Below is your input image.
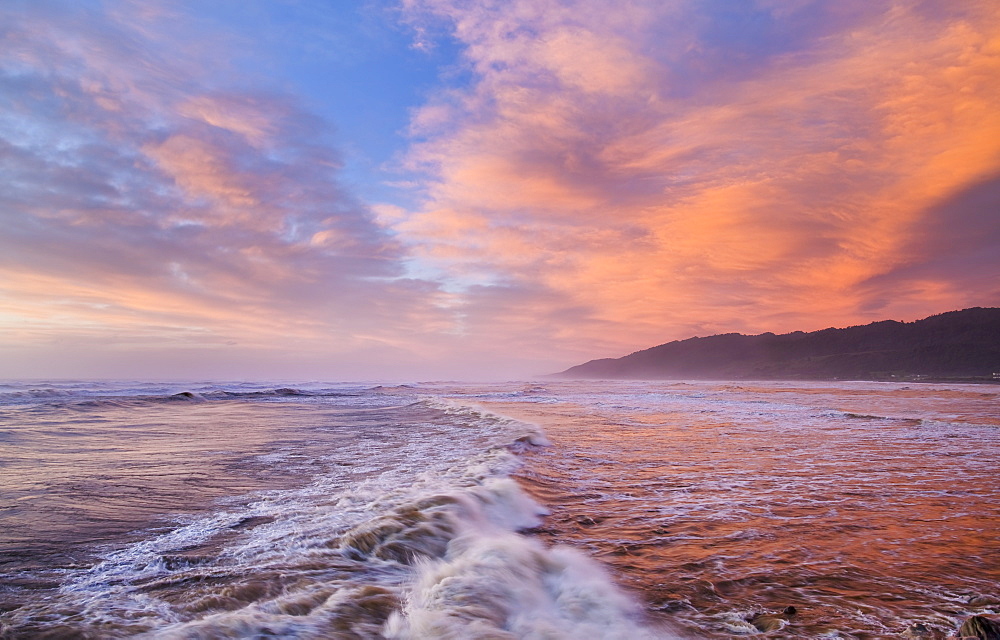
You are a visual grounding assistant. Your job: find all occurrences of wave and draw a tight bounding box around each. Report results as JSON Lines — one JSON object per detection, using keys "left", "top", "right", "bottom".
{"left": 384, "top": 482, "right": 672, "bottom": 639}
{"left": 0, "top": 387, "right": 74, "bottom": 399}
{"left": 0, "top": 387, "right": 383, "bottom": 412}
{"left": 416, "top": 397, "right": 552, "bottom": 448}
{"left": 835, "top": 410, "right": 921, "bottom": 422}
{"left": 2, "top": 397, "right": 675, "bottom": 638}
{"left": 134, "top": 477, "right": 673, "bottom": 639}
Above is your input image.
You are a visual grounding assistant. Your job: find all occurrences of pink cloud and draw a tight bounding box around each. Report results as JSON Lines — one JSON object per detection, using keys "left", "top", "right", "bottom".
{"left": 177, "top": 95, "right": 283, "bottom": 146}
{"left": 144, "top": 134, "right": 261, "bottom": 211}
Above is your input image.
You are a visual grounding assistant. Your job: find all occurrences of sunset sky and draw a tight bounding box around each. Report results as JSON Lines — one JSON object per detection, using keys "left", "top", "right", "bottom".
{"left": 2, "top": 0, "right": 999, "bottom": 380}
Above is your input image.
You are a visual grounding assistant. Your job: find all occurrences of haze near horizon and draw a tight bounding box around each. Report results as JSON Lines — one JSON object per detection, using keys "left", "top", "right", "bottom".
{"left": 2, "top": 0, "right": 999, "bottom": 380}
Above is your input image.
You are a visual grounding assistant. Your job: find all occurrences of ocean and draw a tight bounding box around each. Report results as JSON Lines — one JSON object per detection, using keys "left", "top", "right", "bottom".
{"left": 0, "top": 380, "right": 997, "bottom": 638}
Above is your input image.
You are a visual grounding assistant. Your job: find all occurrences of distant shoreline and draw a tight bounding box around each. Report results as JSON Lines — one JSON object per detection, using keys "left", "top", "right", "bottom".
{"left": 547, "top": 375, "right": 1000, "bottom": 385}
{"left": 873, "top": 376, "right": 1000, "bottom": 385}
{"left": 554, "top": 308, "right": 1000, "bottom": 382}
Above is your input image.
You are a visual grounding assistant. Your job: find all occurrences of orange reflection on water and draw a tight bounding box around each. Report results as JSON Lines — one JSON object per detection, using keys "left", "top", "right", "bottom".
{"left": 484, "top": 382, "right": 1000, "bottom": 638}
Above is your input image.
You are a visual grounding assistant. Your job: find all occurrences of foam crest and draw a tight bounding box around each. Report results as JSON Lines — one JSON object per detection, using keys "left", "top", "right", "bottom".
{"left": 418, "top": 398, "right": 551, "bottom": 448}
{"left": 150, "top": 585, "right": 400, "bottom": 639}
{"left": 3, "top": 388, "right": 676, "bottom": 638}
{"left": 383, "top": 479, "right": 675, "bottom": 639}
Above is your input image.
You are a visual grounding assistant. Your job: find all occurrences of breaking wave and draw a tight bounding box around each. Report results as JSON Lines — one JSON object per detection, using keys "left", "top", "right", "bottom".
{"left": 0, "top": 396, "right": 673, "bottom": 639}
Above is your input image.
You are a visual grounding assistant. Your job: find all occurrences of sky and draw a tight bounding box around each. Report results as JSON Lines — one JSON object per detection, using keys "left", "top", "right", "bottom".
{"left": 1, "top": 0, "right": 999, "bottom": 381}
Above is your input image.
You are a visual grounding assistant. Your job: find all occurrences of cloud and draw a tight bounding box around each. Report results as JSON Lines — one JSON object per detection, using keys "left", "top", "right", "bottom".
{"left": 398, "top": 0, "right": 1000, "bottom": 359}
{"left": 856, "top": 174, "right": 1000, "bottom": 316}
{"left": 177, "top": 94, "right": 284, "bottom": 146}
{"left": 0, "top": 0, "right": 453, "bottom": 378}
{"left": 3, "top": 0, "right": 999, "bottom": 379}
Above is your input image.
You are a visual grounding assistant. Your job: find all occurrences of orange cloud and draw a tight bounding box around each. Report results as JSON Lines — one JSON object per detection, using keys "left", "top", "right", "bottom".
{"left": 399, "top": 0, "right": 1000, "bottom": 359}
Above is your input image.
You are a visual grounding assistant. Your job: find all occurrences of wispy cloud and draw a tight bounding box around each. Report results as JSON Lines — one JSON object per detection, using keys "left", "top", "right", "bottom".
{"left": 0, "top": 0, "right": 455, "bottom": 377}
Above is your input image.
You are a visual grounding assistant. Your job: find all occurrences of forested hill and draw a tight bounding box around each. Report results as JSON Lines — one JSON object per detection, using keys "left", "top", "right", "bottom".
{"left": 554, "top": 308, "right": 1000, "bottom": 381}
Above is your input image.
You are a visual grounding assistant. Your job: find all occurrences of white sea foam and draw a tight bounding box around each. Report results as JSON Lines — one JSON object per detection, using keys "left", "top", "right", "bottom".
{"left": 383, "top": 478, "right": 674, "bottom": 640}
{"left": 4, "top": 393, "right": 672, "bottom": 638}
{"left": 6, "top": 380, "right": 996, "bottom": 638}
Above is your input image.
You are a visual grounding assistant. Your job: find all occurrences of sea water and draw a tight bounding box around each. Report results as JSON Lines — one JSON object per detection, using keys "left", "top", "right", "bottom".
{"left": 0, "top": 380, "right": 997, "bottom": 638}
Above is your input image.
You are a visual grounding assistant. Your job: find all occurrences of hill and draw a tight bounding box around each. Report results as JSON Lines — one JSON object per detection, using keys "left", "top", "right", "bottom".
{"left": 553, "top": 308, "right": 1000, "bottom": 381}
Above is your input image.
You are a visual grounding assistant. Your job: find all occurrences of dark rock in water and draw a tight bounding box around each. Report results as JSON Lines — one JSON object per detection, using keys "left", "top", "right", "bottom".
{"left": 519, "top": 525, "right": 559, "bottom": 536}
{"left": 170, "top": 391, "right": 204, "bottom": 401}
{"left": 230, "top": 515, "right": 276, "bottom": 530}
{"left": 749, "top": 607, "right": 799, "bottom": 633}
{"left": 969, "top": 595, "right": 1000, "bottom": 607}
{"left": 959, "top": 615, "right": 1000, "bottom": 640}
{"left": 750, "top": 614, "right": 785, "bottom": 632}
{"left": 903, "top": 622, "right": 932, "bottom": 638}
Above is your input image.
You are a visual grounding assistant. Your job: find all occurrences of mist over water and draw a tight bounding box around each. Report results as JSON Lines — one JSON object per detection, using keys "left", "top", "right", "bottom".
{"left": 0, "top": 380, "right": 997, "bottom": 638}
